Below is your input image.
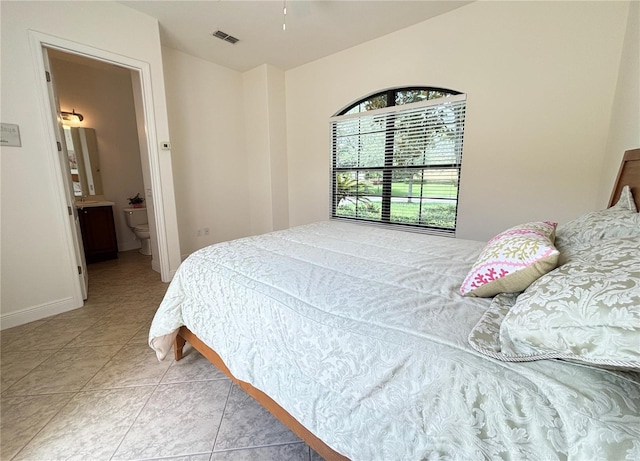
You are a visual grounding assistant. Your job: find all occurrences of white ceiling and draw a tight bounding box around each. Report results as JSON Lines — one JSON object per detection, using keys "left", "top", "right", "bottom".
{"left": 121, "top": 1, "right": 471, "bottom": 72}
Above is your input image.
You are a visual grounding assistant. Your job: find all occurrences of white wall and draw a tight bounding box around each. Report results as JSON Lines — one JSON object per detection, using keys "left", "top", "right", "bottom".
{"left": 601, "top": 0, "right": 640, "bottom": 207}
{"left": 285, "top": 1, "right": 629, "bottom": 241}
{"left": 265, "top": 65, "right": 289, "bottom": 232}
{"left": 243, "top": 64, "right": 289, "bottom": 236}
{"left": 162, "top": 47, "right": 252, "bottom": 258}
{"left": 244, "top": 66, "right": 274, "bottom": 235}
{"left": 162, "top": 50, "right": 289, "bottom": 258}
{"left": 0, "top": 1, "right": 180, "bottom": 327}
{"left": 49, "top": 53, "right": 146, "bottom": 252}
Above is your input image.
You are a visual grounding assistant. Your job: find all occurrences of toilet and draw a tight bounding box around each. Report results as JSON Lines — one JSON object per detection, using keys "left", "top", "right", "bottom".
{"left": 123, "top": 207, "right": 151, "bottom": 255}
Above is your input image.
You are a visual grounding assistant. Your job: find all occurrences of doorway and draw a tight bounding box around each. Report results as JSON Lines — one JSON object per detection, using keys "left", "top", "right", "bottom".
{"left": 29, "top": 30, "right": 176, "bottom": 311}
{"left": 47, "top": 49, "right": 156, "bottom": 280}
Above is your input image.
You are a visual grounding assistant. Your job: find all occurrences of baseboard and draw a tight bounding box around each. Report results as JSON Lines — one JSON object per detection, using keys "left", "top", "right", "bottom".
{"left": 118, "top": 241, "right": 141, "bottom": 252}
{"left": 0, "top": 297, "right": 82, "bottom": 330}
{"left": 151, "top": 258, "right": 161, "bottom": 274}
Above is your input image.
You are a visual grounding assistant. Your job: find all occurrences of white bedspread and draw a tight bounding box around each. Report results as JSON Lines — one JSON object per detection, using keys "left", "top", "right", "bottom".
{"left": 149, "top": 221, "right": 640, "bottom": 460}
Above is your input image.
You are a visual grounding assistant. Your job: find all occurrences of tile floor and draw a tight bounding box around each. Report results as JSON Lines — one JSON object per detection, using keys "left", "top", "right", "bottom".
{"left": 1, "top": 251, "right": 321, "bottom": 461}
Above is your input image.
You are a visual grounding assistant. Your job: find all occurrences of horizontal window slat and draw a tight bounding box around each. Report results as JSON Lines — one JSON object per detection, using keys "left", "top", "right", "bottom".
{"left": 331, "top": 88, "right": 465, "bottom": 233}
{"left": 334, "top": 164, "right": 461, "bottom": 172}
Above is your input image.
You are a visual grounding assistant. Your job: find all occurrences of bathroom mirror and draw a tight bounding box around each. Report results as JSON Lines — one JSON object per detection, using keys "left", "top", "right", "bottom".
{"left": 63, "top": 126, "right": 103, "bottom": 197}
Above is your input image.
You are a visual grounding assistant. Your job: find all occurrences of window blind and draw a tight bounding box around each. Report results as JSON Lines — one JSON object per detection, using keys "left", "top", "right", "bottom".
{"left": 330, "top": 94, "right": 466, "bottom": 235}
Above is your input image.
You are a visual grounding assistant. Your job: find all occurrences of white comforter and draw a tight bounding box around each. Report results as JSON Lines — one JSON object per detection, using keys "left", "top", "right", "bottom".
{"left": 149, "top": 221, "right": 640, "bottom": 460}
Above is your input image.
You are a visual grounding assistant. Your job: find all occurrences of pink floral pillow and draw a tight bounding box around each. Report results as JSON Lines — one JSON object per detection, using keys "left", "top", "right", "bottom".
{"left": 460, "top": 221, "right": 559, "bottom": 297}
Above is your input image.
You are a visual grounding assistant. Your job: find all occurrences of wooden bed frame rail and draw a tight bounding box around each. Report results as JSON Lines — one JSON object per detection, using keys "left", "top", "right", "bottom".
{"left": 174, "top": 326, "right": 350, "bottom": 461}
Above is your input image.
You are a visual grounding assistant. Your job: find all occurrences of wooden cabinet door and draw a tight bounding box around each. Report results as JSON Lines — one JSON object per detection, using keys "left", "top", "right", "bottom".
{"left": 79, "top": 206, "right": 118, "bottom": 263}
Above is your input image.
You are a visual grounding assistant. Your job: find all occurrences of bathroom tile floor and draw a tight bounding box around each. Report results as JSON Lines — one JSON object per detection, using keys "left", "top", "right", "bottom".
{"left": 1, "top": 251, "right": 322, "bottom": 461}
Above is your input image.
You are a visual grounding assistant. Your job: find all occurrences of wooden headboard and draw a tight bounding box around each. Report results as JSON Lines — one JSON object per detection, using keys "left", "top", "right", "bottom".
{"left": 609, "top": 148, "right": 640, "bottom": 209}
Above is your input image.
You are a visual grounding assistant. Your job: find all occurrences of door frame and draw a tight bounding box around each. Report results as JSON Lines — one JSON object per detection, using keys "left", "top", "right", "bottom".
{"left": 29, "top": 31, "right": 173, "bottom": 295}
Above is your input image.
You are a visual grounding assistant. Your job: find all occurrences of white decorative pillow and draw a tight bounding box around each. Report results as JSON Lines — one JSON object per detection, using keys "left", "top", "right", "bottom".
{"left": 555, "top": 185, "right": 639, "bottom": 251}
{"left": 460, "top": 221, "right": 559, "bottom": 298}
{"left": 495, "top": 237, "right": 640, "bottom": 371}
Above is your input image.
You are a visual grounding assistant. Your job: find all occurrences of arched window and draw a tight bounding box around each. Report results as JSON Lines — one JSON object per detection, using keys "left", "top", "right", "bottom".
{"left": 330, "top": 87, "right": 466, "bottom": 235}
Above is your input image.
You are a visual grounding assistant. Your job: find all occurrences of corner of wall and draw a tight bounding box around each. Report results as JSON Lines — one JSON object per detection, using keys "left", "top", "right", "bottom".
{"left": 242, "top": 63, "right": 290, "bottom": 234}
{"left": 266, "top": 65, "right": 289, "bottom": 231}
{"left": 601, "top": 1, "right": 640, "bottom": 207}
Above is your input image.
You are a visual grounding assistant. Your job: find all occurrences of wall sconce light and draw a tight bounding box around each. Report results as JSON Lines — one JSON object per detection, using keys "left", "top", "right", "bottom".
{"left": 61, "top": 109, "right": 84, "bottom": 123}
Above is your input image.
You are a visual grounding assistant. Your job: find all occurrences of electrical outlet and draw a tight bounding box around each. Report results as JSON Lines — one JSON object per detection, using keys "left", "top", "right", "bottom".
{"left": 204, "top": 227, "right": 210, "bottom": 236}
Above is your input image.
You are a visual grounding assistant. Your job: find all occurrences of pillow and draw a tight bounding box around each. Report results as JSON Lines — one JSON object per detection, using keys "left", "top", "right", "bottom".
{"left": 460, "top": 221, "right": 559, "bottom": 297}
{"left": 555, "top": 185, "right": 640, "bottom": 251}
{"left": 497, "top": 237, "right": 640, "bottom": 371}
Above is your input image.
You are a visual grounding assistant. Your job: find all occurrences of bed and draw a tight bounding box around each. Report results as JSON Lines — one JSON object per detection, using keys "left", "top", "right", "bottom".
{"left": 150, "top": 148, "right": 640, "bottom": 460}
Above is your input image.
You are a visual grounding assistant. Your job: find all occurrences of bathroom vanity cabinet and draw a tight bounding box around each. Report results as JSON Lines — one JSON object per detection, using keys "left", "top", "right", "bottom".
{"left": 78, "top": 205, "right": 118, "bottom": 263}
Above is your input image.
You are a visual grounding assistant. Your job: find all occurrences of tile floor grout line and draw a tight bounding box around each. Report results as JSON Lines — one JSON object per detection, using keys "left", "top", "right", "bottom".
{"left": 123, "top": 451, "right": 215, "bottom": 461}
{"left": 107, "top": 376, "right": 162, "bottom": 461}
{"left": 1, "top": 326, "right": 75, "bottom": 391}
{"left": 6, "top": 390, "right": 78, "bottom": 461}
{"left": 50, "top": 314, "right": 105, "bottom": 350}
{"left": 211, "top": 377, "right": 235, "bottom": 454}
{"left": 77, "top": 342, "right": 130, "bottom": 394}
{"left": 0, "top": 353, "right": 66, "bottom": 397}
{"left": 0, "top": 349, "right": 58, "bottom": 396}
{"left": 2, "top": 389, "right": 78, "bottom": 398}
{"left": 156, "top": 347, "right": 180, "bottom": 385}
{"left": 211, "top": 440, "right": 309, "bottom": 453}
{"left": 107, "top": 346, "right": 178, "bottom": 461}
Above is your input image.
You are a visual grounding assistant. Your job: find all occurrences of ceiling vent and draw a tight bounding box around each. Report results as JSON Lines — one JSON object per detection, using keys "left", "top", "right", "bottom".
{"left": 212, "top": 30, "right": 239, "bottom": 44}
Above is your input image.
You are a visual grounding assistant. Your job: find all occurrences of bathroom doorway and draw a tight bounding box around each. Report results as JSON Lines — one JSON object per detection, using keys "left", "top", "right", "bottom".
{"left": 44, "top": 46, "right": 161, "bottom": 298}
{"left": 47, "top": 49, "right": 158, "bottom": 274}
{"left": 30, "top": 30, "right": 176, "bottom": 310}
